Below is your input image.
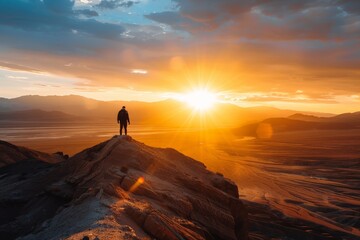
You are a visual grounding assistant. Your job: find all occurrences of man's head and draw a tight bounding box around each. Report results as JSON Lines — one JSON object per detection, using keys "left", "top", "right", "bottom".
{"left": 122, "top": 106, "right": 126, "bottom": 109}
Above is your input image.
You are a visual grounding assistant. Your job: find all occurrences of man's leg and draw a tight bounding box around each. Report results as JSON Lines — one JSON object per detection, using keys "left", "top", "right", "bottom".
{"left": 124, "top": 123, "right": 128, "bottom": 135}
{"left": 120, "top": 122, "right": 124, "bottom": 135}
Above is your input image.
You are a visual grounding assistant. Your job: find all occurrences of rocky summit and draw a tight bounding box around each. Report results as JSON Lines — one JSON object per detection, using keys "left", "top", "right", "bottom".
{"left": 0, "top": 136, "right": 248, "bottom": 240}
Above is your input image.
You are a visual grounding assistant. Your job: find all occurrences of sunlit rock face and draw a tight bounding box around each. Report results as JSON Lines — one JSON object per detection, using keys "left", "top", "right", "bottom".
{"left": 0, "top": 136, "right": 248, "bottom": 240}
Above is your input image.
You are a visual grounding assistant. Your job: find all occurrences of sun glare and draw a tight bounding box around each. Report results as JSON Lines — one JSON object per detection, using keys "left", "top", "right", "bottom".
{"left": 184, "top": 90, "right": 217, "bottom": 111}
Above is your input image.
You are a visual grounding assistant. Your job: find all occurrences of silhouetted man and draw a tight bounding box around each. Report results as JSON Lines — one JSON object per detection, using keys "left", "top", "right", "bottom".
{"left": 117, "top": 106, "right": 130, "bottom": 135}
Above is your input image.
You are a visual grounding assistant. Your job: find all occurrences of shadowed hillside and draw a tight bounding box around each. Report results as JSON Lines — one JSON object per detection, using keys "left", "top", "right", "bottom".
{"left": 289, "top": 112, "right": 360, "bottom": 123}
{"left": 236, "top": 112, "right": 360, "bottom": 137}
{"left": 0, "top": 140, "right": 65, "bottom": 167}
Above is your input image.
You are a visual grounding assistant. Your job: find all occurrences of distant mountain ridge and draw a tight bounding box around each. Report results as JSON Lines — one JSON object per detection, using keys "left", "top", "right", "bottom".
{"left": 0, "top": 109, "right": 83, "bottom": 122}
{"left": 288, "top": 113, "right": 325, "bottom": 122}
{"left": 289, "top": 112, "right": 360, "bottom": 123}
{"left": 236, "top": 112, "right": 360, "bottom": 137}
{"left": 0, "top": 95, "right": 335, "bottom": 128}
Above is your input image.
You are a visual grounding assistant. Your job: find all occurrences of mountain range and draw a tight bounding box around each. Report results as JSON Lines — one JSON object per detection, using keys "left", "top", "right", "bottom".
{"left": 0, "top": 95, "right": 335, "bottom": 128}
{"left": 236, "top": 112, "right": 360, "bottom": 137}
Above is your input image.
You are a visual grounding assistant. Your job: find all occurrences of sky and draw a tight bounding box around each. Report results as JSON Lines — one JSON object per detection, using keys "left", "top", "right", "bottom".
{"left": 0, "top": 0, "right": 359, "bottom": 113}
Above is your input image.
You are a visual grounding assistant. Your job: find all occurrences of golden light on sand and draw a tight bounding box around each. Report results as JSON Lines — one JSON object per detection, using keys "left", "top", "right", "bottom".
{"left": 184, "top": 89, "right": 217, "bottom": 111}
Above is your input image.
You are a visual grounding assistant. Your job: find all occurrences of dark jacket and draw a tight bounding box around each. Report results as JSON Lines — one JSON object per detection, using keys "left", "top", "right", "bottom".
{"left": 117, "top": 109, "right": 130, "bottom": 124}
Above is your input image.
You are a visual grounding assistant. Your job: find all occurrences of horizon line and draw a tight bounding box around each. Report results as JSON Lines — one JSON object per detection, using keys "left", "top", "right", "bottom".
{"left": 0, "top": 93, "right": 350, "bottom": 115}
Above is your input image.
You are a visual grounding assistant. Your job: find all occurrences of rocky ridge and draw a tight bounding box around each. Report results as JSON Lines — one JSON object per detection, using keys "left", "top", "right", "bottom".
{"left": 0, "top": 140, "right": 64, "bottom": 167}
{"left": 0, "top": 136, "right": 248, "bottom": 240}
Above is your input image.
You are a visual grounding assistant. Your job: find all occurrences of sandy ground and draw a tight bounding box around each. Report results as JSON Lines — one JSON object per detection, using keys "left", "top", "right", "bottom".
{"left": 1, "top": 122, "right": 359, "bottom": 239}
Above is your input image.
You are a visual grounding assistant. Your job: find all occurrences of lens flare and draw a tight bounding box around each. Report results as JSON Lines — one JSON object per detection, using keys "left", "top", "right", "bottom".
{"left": 129, "top": 176, "right": 145, "bottom": 192}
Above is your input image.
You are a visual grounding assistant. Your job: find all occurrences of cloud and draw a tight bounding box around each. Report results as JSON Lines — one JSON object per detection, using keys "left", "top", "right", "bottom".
{"left": 131, "top": 69, "right": 148, "bottom": 74}
{"left": 0, "top": 0, "right": 124, "bottom": 39}
{"left": 147, "top": 0, "right": 360, "bottom": 40}
{"left": 145, "top": 11, "right": 204, "bottom": 32}
{"left": 75, "top": 9, "right": 99, "bottom": 17}
{"left": 95, "top": 0, "right": 138, "bottom": 9}
{"left": 78, "top": 0, "right": 92, "bottom": 4}
{"left": 43, "top": 0, "right": 75, "bottom": 14}
{"left": 0, "top": 61, "right": 42, "bottom": 73}
{"left": 340, "top": 1, "right": 360, "bottom": 15}
{"left": 239, "top": 92, "right": 338, "bottom": 104}
{"left": 0, "top": 0, "right": 359, "bottom": 112}
{"left": 7, "top": 75, "right": 28, "bottom": 80}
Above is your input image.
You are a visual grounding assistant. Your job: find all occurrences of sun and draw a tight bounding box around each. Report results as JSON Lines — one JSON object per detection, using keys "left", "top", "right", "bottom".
{"left": 184, "top": 89, "right": 217, "bottom": 111}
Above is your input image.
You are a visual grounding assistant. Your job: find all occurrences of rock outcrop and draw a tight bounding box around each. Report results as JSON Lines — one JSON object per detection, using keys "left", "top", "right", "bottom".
{"left": 0, "top": 140, "right": 64, "bottom": 167}
{"left": 0, "top": 136, "right": 248, "bottom": 240}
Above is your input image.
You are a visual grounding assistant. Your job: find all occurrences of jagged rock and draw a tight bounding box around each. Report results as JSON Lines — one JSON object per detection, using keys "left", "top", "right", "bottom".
{"left": 0, "top": 136, "right": 248, "bottom": 239}
{"left": 211, "top": 175, "right": 239, "bottom": 198}
{"left": 162, "top": 194, "right": 193, "bottom": 218}
{"left": 53, "top": 151, "right": 69, "bottom": 160}
{"left": 125, "top": 204, "right": 148, "bottom": 226}
{"left": 143, "top": 211, "right": 202, "bottom": 240}
{"left": 125, "top": 204, "right": 205, "bottom": 240}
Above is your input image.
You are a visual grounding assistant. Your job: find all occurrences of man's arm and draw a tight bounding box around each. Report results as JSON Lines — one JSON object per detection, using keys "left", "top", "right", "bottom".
{"left": 117, "top": 111, "right": 120, "bottom": 123}
{"left": 127, "top": 112, "right": 130, "bottom": 124}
